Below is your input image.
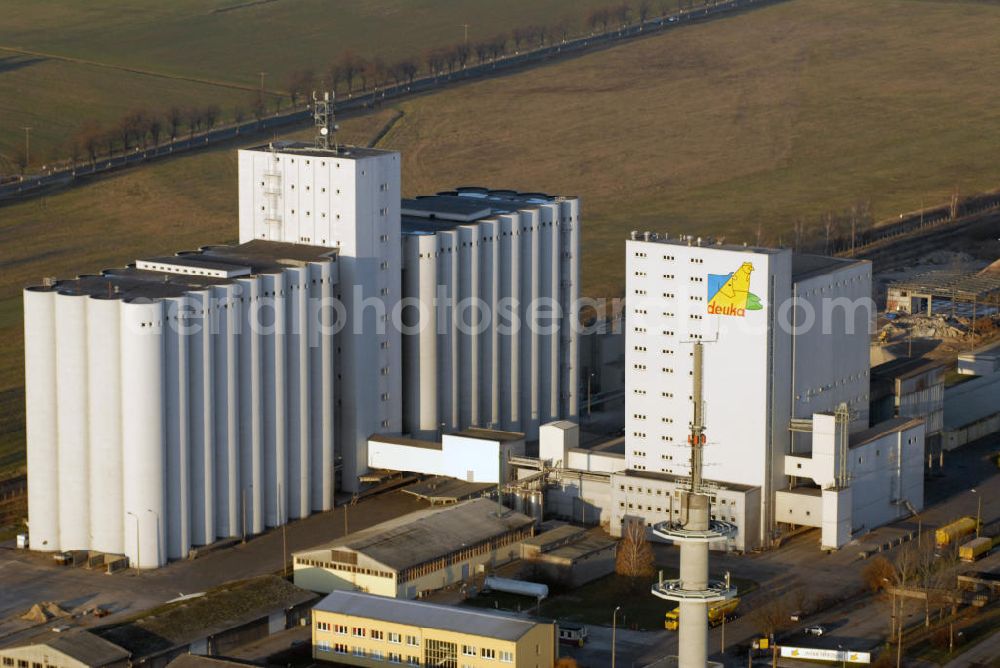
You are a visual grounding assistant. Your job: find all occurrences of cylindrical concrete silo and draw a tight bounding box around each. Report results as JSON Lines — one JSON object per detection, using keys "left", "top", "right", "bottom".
{"left": 187, "top": 289, "right": 215, "bottom": 547}
{"left": 23, "top": 287, "right": 60, "bottom": 552}
{"left": 286, "top": 266, "right": 311, "bottom": 519}
{"left": 310, "top": 260, "right": 336, "bottom": 512}
{"left": 564, "top": 198, "right": 581, "bottom": 418}
{"left": 238, "top": 277, "right": 264, "bottom": 536}
{"left": 259, "top": 271, "right": 287, "bottom": 528}
{"left": 87, "top": 295, "right": 123, "bottom": 555}
{"left": 164, "top": 295, "right": 191, "bottom": 561}
{"left": 121, "top": 299, "right": 167, "bottom": 568}
{"left": 213, "top": 283, "right": 240, "bottom": 538}
{"left": 55, "top": 292, "right": 90, "bottom": 551}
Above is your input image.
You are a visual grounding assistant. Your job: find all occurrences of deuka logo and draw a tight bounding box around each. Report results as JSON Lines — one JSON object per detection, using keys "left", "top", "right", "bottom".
{"left": 707, "top": 262, "right": 763, "bottom": 316}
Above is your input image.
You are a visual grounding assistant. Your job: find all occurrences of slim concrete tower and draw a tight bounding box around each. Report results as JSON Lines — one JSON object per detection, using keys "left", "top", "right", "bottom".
{"left": 651, "top": 343, "right": 736, "bottom": 667}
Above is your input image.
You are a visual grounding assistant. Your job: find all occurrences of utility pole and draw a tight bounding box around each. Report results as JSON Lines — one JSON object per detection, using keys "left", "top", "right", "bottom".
{"left": 22, "top": 126, "right": 32, "bottom": 168}
{"left": 460, "top": 24, "right": 470, "bottom": 44}
{"left": 258, "top": 71, "right": 267, "bottom": 91}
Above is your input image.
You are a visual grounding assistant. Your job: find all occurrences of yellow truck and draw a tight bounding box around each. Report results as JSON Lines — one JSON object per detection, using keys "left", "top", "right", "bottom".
{"left": 665, "top": 598, "right": 740, "bottom": 630}
{"left": 959, "top": 536, "right": 997, "bottom": 562}
{"left": 935, "top": 517, "right": 977, "bottom": 551}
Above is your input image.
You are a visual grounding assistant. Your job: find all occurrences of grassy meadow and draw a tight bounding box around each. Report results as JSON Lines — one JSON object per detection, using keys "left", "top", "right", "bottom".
{"left": 4, "top": 0, "right": 1000, "bottom": 476}
{"left": 0, "top": 0, "right": 612, "bottom": 162}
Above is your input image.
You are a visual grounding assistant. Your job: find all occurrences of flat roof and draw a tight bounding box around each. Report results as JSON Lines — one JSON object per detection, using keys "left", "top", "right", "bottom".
{"left": 621, "top": 469, "right": 757, "bottom": 493}
{"left": 888, "top": 268, "right": 1000, "bottom": 300}
{"left": 401, "top": 476, "right": 495, "bottom": 502}
{"left": 625, "top": 233, "right": 785, "bottom": 256}
{"left": 25, "top": 240, "right": 337, "bottom": 301}
{"left": 401, "top": 189, "right": 567, "bottom": 236}
{"left": 0, "top": 631, "right": 130, "bottom": 665}
{"left": 452, "top": 427, "right": 525, "bottom": 442}
{"left": 521, "top": 524, "right": 586, "bottom": 548}
{"left": 94, "top": 576, "right": 316, "bottom": 657}
{"left": 316, "top": 591, "right": 547, "bottom": 641}
{"left": 242, "top": 140, "right": 393, "bottom": 160}
{"left": 871, "top": 356, "right": 946, "bottom": 382}
{"left": 792, "top": 253, "right": 869, "bottom": 281}
{"left": 368, "top": 434, "right": 442, "bottom": 451}
{"left": 294, "top": 498, "right": 534, "bottom": 572}
{"left": 544, "top": 420, "right": 578, "bottom": 431}
{"left": 850, "top": 417, "right": 925, "bottom": 449}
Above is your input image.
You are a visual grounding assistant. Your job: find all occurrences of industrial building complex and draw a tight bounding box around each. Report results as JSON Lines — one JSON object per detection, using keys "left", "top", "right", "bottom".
{"left": 23, "top": 139, "right": 580, "bottom": 568}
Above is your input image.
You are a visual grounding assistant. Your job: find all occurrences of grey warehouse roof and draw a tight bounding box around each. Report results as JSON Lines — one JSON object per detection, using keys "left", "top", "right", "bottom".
{"left": 791, "top": 253, "right": 869, "bottom": 281}
{"left": 0, "top": 631, "right": 131, "bottom": 666}
{"left": 315, "top": 590, "right": 546, "bottom": 641}
{"left": 295, "top": 498, "right": 534, "bottom": 572}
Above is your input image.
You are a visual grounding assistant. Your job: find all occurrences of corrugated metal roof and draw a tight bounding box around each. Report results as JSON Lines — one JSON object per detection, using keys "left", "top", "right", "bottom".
{"left": 944, "top": 372, "right": 1000, "bottom": 429}
{"left": 314, "top": 591, "right": 545, "bottom": 641}
{"left": 1, "top": 631, "right": 131, "bottom": 667}
{"left": 295, "top": 498, "right": 533, "bottom": 571}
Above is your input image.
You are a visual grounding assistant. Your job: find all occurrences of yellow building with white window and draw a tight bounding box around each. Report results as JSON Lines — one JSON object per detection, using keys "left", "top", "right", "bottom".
{"left": 312, "top": 591, "right": 557, "bottom": 668}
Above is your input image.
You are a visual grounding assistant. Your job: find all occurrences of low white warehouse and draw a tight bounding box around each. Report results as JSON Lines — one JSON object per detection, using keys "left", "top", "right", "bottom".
{"left": 367, "top": 428, "right": 525, "bottom": 483}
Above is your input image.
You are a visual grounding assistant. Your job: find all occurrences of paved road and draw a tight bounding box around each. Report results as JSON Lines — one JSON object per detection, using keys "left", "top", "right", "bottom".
{"left": 0, "top": 490, "right": 424, "bottom": 645}
{"left": 0, "top": 0, "right": 778, "bottom": 203}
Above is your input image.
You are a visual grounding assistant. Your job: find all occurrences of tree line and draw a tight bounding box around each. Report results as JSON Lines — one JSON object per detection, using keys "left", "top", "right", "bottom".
{"left": 16, "top": 0, "right": 721, "bottom": 173}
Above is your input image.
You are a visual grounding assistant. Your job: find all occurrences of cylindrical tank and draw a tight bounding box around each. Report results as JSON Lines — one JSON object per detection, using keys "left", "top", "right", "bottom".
{"left": 529, "top": 489, "right": 544, "bottom": 527}
{"left": 502, "top": 214, "right": 521, "bottom": 431}
{"left": 87, "top": 295, "right": 123, "bottom": 555}
{"left": 313, "top": 261, "right": 336, "bottom": 511}
{"left": 239, "top": 277, "right": 264, "bottom": 535}
{"left": 121, "top": 299, "right": 166, "bottom": 568}
{"left": 286, "top": 266, "right": 311, "bottom": 519}
{"left": 187, "top": 289, "right": 215, "bottom": 547}
{"left": 164, "top": 295, "right": 191, "bottom": 561}
{"left": 213, "top": 283, "right": 240, "bottom": 537}
{"left": 55, "top": 292, "right": 90, "bottom": 551}
{"left": 24, "top": 287, "right": 60, "bottom": 551}
{"left": 563, "top": 198, "right": 581, "bottom": 419}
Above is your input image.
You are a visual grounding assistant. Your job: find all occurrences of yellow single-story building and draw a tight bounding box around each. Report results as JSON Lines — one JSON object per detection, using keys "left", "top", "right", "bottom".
{"left": 293, "top": 498, "right": 534, "bottom": 598}
{"left": 312, "top": 590, "right": 557, "bottom": 668}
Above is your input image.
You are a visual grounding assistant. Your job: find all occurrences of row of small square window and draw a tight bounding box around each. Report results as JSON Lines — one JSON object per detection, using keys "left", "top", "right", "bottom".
{"left": 632, "top": 253, "right": 701, "bottom": 263}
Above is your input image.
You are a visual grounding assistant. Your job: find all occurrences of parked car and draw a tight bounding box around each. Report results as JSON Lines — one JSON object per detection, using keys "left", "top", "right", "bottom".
{"left": 805, "top": 625, "right": 826, "bottom": 636}
{"left": 790, "top": 610, "right": 804, "bottom": 622}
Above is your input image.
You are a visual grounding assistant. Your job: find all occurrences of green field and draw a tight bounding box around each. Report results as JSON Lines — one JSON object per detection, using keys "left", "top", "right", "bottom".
{"left": 4, "top": 0, "right": 1000, "bottom": 478}
{"left": 0, "top": 0, "right": 612, "bottom": 164}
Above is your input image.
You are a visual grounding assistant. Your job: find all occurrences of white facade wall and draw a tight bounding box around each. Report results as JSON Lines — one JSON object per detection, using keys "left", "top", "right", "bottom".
{"left": 23, "top": 254, "right": 339, "bottom": 568}
{"left": 238, "top": 145, "right": 401, "bottom": 492}
{"left": 367, "top": 434, "right": 526, "bottom": 483}
{"left": 624, "top": 239, "right": 792, "bottom": 545}
{"left": 399, "top": 198, "right": 580, "bottom": 441}
{"left": 790, "top": 264, "right": 872, "bottom": 429}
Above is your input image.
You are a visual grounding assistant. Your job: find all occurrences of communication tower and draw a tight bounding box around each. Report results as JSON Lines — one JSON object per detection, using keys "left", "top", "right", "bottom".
{"left": 313, "top": 91, "right": 338, "bottom": 151}
{"left": 651, "top": 342, "right": 737, "bottom": 667}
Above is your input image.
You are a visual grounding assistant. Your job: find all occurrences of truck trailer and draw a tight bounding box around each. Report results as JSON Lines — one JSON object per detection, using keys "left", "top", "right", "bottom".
{"left": 935, "top": 517, "right": 977, "bottom": 551}
{"left": 665, "top": 597, "right": 740, "bottom": 630}
{"left": 959, "top": 536, "right": 997, "bottom": 562}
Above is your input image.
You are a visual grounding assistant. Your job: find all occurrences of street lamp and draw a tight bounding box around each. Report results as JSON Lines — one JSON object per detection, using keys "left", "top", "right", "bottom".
{"left": 126, "top": 511, "right": 140, "bottom": 572}
{"left": 147, "top": 508, "right": 160, "bottom": 566}
{"left": 971, "top": 489, "right": 981, "bottom": 538}
{"left": 612, "top": 605, "right": 622, "bottom": 668}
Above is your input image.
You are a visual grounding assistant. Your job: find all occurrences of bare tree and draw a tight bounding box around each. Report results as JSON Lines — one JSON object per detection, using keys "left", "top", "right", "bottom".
{"left": 398, "top": 59, "right": 418, "bottom": 84}
{"left": 862, "top": 555, "right": 896, "bottom": 592}
{"left": 748, "top": 592, "right": 791, "bottom": 638}
{"left": 511, "top": 27, "right": 526, "bottom": 52}
{"left": 203, "top": 105, "right": 220, "bottom": 132}
{"left": 147, "top": 114, "right": 163, "bottom": 147}
{"left": 287, "top": 68, "right": 316, "bottom": 106}
{"left": 167, "top": 106, "right": 183, "bottom": 140}
{"left": 184, "top": 107, "right": 202, "bottom": 139}
{"left": 555, "top": 17, "right": 572, "bottom": 43}
{"left": 587, "top": 8, "right": 610, "bottom": 33}
{"left": 75, "top": 121, "right": 103, "bottom": 165}
{"left": 336, "top": 49, "right": 365, "bottom": 93}
{"left": 638, "top": 0, "right": 652, "bottom": 22}
{"left": 250, "top": 91, "right": 266, "bottom": 123}
{"left": 474, "top": 40, "right": 491, "bottom": 64}
{"left": 12, "top": 144, "right": 28, "bottom": 174}
{"left": 615, "top": 2, "right": 632, "bottom": 27}
{"left": 616, "top": 519, "right": 654, "bottom": 590}
{"left": 455, "top": 42, "right": 471, "bottom": 68}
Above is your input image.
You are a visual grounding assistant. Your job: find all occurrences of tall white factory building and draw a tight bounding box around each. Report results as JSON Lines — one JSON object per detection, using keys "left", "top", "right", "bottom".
{"left": 238, "top": 144, "right": 402, "bottom": 492}
{"left": 621, "top": 233, "right": 874, "bottom": 546}
{"left": 24, "top": 141, "right": 580, "bottom": 568}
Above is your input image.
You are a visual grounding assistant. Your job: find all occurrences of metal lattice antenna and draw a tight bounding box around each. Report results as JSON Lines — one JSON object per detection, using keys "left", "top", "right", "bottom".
{"left": 313, "top": 91, "right": 338, "bottom": 151}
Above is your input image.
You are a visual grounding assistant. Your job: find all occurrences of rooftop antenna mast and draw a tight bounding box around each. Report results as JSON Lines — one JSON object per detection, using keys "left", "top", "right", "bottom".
{"left": 313, "top": 91, "right": 338, "bottom": 151}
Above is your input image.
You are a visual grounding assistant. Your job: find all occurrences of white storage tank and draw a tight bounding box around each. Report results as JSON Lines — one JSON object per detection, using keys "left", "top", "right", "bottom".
{"left": 55, "top": 291, "right": 90, "bottom": 551}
